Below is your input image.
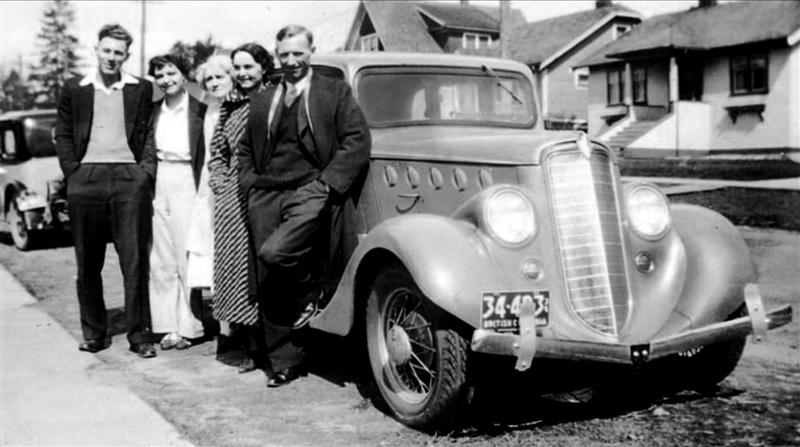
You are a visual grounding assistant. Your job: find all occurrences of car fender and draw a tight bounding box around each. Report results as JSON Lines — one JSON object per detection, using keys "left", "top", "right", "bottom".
{"left": 655, "top": 204, "right": 756, "bottom": 337}
{"left": 311, "top": 214, "right": 508, "bottom": 336}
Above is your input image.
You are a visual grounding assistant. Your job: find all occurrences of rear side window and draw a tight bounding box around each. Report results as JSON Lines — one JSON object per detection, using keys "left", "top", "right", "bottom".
{"left": 23, "top": 116, "right": 57, "bottom": 157}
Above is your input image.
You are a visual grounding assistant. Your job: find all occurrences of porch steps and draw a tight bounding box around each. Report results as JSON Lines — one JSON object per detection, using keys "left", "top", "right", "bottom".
{"left": 603, "top": 120, "right": 660, "bottom": 151}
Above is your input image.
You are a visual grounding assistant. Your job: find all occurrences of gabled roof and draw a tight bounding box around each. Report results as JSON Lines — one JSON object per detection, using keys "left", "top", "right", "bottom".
{"left": 578, "top": 1, "right": 800, "bottom": 67}
{"left": 508, "top": 5, "right": 641, "bottom": 68}
{"left": 414, "top": 2, "right": 524, "bottom": 33}
{"left": 359, "top": 1, "right": 442, "bottom": 53}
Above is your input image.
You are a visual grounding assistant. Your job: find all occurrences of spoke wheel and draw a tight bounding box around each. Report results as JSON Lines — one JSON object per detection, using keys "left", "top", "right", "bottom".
{"left": 8, "top": 199, "right": 35, "bottom": 251}
{"left": 366, "top": 263, "right": 468, "bottom": 432}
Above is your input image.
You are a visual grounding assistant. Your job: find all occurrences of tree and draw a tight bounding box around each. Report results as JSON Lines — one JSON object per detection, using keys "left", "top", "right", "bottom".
{"left": 2, "top": 70, "right": 35, "bottom": 112}
{"left": 168, "top": 35, "right": 222, "bottom": 80}
{"left": 28, "top": 0, "right": 81, "bottom": 108}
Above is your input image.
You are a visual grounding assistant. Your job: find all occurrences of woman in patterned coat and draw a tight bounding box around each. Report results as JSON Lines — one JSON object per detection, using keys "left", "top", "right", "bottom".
{"left": 208, "top": 43, "right": 273, "bottom": 373}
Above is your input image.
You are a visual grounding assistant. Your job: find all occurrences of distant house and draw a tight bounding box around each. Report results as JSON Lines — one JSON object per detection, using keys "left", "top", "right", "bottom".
{"left": 577, "top": 0, "right": 800, "bottom": 157}
{"left": 508, "top": 1, "right": 642, "bottom": 129}
{"left": 342, "top": 0, "right": 525, "bottom": 54}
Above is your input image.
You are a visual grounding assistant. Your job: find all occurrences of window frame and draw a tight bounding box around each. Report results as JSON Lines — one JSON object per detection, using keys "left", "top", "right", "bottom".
{"left": 613, "top": 24, "right": 631, "bottom": 39}
{"left": 462, "top": 32, "right": 492, "bottom": 50}
{"left": 729, "top": 52, "right": 768, "bottom": 96}
{"left": 606, "top": 67, "right": 625, "bottom": 105}
{"left": 632, "top": 65, "right": 647, "bottom": 105}
{"left": 573, "top": 67, "right": 589, "bottom": 89}
{"left": 360, "top": 33, "right": 381, "bottom": 52}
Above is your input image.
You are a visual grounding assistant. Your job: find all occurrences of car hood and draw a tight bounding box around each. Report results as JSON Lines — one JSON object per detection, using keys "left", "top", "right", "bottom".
{"left": 370, "top": 126, "right": 589, "bottom": 165}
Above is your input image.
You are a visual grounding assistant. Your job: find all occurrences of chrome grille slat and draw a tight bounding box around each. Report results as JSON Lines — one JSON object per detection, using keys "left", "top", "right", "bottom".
{"left": 548, "top": 149, "right": 630, "bottom": 337}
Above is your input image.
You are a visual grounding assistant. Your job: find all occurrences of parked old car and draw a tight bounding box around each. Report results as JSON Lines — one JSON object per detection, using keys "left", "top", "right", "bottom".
{"left": 301, "top": 52, "right": 794, "bottom": 432}
{"left": 0, "top": 108, "right": 68, "bottom": 250}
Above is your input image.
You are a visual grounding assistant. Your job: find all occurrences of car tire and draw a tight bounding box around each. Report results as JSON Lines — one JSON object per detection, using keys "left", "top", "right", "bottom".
{"left": 365, "top": 263, "right": 469, "bottom": 432}
{"left": 8, "top": 198, "right": 36, "bottom": 251}
{"left": 681, "top": 305, "right": 747, "bottom": 391}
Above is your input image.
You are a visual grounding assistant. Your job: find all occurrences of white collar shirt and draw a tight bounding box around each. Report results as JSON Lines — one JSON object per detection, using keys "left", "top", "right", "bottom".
{"left": 285, "top": 68, "right": 312, "bottom": 101}
{"left": 79, "top": 68, "right": 139, "bottom": 95}
{"left": 155, "top": 91, "right": 191, "bottom": 161}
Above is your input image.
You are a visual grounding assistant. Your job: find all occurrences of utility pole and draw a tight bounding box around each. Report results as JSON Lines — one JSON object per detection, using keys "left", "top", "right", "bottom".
{"left": 499, "top": 0, "right": 510, "bottom": 59}
{"left": 140, "top": 0, "right": 146, "bottom": 77}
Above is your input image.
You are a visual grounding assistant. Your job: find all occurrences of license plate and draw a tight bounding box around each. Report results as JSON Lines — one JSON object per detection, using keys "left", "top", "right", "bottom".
{"left": 481, "top": 291, "right": 549, "bottom": 333}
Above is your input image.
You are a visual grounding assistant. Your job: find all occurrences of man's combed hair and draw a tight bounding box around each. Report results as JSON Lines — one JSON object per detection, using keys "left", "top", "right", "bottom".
{"left": 148, "top": 54, "right": 191, "bottom": 78}
{"left": 98, "top": 23, "right": 133, "bottom": 49}
{"left": 275, "top": 25, "right": 313, "bottom": 46}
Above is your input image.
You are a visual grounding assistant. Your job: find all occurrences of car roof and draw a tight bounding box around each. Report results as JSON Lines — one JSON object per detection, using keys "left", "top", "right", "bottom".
{"left": 312, "top": 52, "right": 532, "bottom": 79}
{"left": 0, "top": 108, "right": 57, "bottom": 121}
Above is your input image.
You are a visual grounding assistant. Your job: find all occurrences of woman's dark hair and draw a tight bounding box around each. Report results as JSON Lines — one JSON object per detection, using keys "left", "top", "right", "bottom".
{"left": 148, "top": 54, "right": 191, "bottom": 78}
{"left": 230, "top": 42, "right": 274, "bottom": 83}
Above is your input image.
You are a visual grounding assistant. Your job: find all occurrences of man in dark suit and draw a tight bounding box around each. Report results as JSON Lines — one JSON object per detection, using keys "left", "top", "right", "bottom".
{"left": 238, "top": 24, "right": 371, "bottom": 387}
{"left": 55, "top": 23, "right": 158, "bottom": 358}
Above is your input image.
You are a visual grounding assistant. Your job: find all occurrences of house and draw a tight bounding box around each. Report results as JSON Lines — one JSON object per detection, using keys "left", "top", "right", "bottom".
{"left": 507, "top": 1, "right": 642, "bottom": 129}
{"left": 577, "top": 0, "right": 800, "bottom": 157}
{"left": 342, "top": 0, "right": 525, "bottom": 54}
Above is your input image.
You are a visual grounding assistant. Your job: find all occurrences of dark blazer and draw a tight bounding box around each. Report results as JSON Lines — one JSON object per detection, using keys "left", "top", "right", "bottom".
{"left": 152, "top": 94, "right": 207, "bottom": 189}
{"left": 238, "top": 72, "right": 371, "bottom": 195}
{"left": 54, "top": 75, "right": 157, "bottom": 182}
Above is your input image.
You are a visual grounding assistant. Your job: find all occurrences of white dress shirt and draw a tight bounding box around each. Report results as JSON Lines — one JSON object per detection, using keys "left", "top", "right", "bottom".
{"left": 155, "top": 91, "right": 191, "bottom": 162}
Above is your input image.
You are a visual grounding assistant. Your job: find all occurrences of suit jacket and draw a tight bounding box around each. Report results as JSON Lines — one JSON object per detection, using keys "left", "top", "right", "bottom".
{"left": 238, "top": 72, "right": 371, "bottom": 195}
{"left": 55, "top": 75, "right": 157, "bottom": 182}
{"left": 152, "top": 94, "right": 207, "bottom": 189}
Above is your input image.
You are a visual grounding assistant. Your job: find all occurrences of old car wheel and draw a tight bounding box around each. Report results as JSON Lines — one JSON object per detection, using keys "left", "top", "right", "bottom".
{"left": 680, "top": 305, "right": 747, "bottom": 391}
{"left": 8, "top": 199, "right": 35, "bottom": 251}
{"left": 366, "top": 264, "right": 469, "bottom": 432}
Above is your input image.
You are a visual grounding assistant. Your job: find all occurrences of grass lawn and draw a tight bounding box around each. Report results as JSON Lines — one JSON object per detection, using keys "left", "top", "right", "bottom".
{"left": 669, "top": 188, "right": 800, "bottom": 232}
{"left": 619, "top": 158, "right": 800, "bottom": 180}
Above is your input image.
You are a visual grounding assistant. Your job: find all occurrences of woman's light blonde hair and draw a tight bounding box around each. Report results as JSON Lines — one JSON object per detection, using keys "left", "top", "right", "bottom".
{"left": 196, "top": 54, "right": 234, "bottom": 91}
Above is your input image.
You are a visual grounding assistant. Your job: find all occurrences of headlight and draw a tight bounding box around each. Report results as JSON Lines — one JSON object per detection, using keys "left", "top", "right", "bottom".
{"left": 485, "top": 188, "right": 535, "bottom": 245}
{"left": 627, "top": 185, "right": 670, "bottom": 239}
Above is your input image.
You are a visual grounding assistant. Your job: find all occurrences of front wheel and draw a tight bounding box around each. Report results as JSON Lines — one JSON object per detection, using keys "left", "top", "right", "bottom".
{"left": 365, "top": 263, "right": 469, "bottom": 432}
{"left": 8, "top": 199, "right": 36, "bottom": 251}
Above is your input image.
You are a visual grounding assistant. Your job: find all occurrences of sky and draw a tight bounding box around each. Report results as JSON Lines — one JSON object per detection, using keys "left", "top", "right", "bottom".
{"left": 0, "top": 0, "right": 701, "bottom": 78}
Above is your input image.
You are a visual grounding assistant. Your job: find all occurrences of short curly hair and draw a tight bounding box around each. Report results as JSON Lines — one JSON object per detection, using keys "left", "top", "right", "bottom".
{"left": 196, "top": 55, "right": 233, "bottom": 91}
{"left": 148, "top": 53, "right": 191, "bottom": 78}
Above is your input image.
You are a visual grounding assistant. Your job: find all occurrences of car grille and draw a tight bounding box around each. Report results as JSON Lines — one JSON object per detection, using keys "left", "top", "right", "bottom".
{"left": 547, "top": 149, "right": 630, "bottom": 337}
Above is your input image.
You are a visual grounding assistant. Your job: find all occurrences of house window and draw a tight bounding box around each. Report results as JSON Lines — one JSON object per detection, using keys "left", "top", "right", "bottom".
{"left": 730, "top": 53, "right": 767, "bottom": 95}
{"left": 613, "top": 24, "right": 631, "bottom": 39}
{"left": 607, "top": 68, "right": 625, "bottom": 105}
{"left": 574, "top": 67, "right": 589, "bottom": 89}
{"left": 360, "top": 33, "right": 381, "bottom": 52}
{"left": 463, "top": 33, "right": 492, "bottom": 50}
{"left": 632, "top": 66, "right": 647, "bottom": 104}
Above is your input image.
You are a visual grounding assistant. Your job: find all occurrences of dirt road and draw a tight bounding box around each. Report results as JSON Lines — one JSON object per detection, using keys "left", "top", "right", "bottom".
{"left": 1, "top": 227, "right": 797, "bottom": 446}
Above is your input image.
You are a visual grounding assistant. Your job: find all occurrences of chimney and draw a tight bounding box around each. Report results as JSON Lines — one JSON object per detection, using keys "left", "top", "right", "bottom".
{"left": 698, "top": 0, "right": 717, "bottom": 7}
{"left": 460, "top": 0, "right": 469, "bottom": 6}
{"left": 596, "top": 0, "right": 612, "bottom": 8}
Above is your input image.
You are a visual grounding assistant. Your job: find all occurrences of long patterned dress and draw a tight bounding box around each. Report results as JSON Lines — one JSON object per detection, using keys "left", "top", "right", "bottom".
{"left": 208, "top": 91, "right": 259, "bottom": 325}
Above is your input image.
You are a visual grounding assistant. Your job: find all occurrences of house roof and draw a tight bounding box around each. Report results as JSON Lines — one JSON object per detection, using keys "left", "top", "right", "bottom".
{"left": 508, "top": 5, "right": 641, "bottom": 67}
{"left": 345, "top": 1, "right": 526, "bottom": 53}
{"left": 578, "top": 1, "right": 800, "bottom": 67}
{"left": 361, "top": 1, "right": 442, "bottom": 53}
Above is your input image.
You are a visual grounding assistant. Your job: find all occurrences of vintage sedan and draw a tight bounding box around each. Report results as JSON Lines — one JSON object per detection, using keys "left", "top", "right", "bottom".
{"left": 305, "top": 53, "right": 793, "bottom": 431}
{"left": 0, "top": 109, "right": 68, "bottom": 250}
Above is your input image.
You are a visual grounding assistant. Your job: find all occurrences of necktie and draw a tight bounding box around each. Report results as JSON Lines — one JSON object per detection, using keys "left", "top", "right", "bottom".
{"left": 285, "top": 83, "right": 298, "bottom": 107}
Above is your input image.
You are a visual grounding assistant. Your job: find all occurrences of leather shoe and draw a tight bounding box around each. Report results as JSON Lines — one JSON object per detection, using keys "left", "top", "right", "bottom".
{"left": 238, "top": 357, "right": 257, "bottom": 374}
{"left": 293, "top": 297, "right": 320, "bottom": 329}
{"left": 130, "top": 343, "right": 157, "bottom": 359}
{"left": 78, "top": 339, "right": 107, "bottom": 353}
{"left": 175, "top": 338, "right": 192, "bottom": 350}
{"left": 267, "top": 367, "right": 303, "bottom": 388}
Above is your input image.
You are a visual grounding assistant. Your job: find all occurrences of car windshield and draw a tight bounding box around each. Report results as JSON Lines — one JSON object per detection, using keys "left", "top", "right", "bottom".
{"left": 356, "top": 67, "right": 536, "bottom": 128}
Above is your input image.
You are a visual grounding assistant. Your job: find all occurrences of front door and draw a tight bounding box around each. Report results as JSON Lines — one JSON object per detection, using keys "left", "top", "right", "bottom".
{"left": 678, "top": 56, "right": 704, "bottom": 101}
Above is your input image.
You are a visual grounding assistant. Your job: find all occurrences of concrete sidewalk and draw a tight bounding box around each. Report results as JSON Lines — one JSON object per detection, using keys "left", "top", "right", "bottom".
{"left": 0, "top": 267, "right": 193, "bottom": 446}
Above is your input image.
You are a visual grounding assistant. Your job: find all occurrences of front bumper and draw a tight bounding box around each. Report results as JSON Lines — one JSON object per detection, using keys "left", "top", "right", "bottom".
{"left": 471, "top": 284, "right": 794, "bottom": 371}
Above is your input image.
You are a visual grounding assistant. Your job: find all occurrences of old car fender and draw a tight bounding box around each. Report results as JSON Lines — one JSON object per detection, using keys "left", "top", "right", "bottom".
{"left": 311, "top": 214, "right": 508, "bottom": 336}
{"left": 655, "top": 204, "right": 756, "bottom": 336}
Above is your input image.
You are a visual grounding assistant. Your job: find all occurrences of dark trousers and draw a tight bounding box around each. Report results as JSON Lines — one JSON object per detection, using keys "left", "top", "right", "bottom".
{"left": 67, "top": 163, "right": 153, "bottom": 345}
{"left": 248, "top": 179, "right": 329, "bottom": 372}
